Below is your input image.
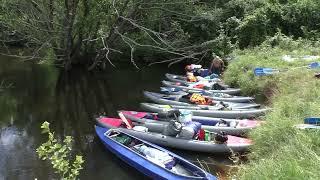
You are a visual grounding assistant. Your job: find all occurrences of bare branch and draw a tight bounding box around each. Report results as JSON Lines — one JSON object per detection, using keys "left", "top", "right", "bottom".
{"left": 196, "top": 51, "right": 209, "bottom": 64}
{"left": 116, "top": 30, "right": 194, "bottom": 59}
{"left": 101, "top": 37, "right": 116, "bottom": 67}
{"left": 120, "top": 34, "right": 139, "bottom": 69}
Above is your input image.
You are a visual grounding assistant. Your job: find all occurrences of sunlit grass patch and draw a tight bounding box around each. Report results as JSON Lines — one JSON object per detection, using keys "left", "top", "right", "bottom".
{"left": 224, "top": 46, "right": 320, "bottom": 179}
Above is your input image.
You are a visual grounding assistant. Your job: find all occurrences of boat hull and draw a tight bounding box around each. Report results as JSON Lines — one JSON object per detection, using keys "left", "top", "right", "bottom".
{"left": 162, "top": 80, "right": 241, "bottom": 95}
{"left": 121, "top": 111, "right": 263, "bottom": 136}
{"left": 140, "top": 103, "right": 268, "bottom": 119}
{"left": 160, "top": 87, "right": 254, "bottom": 103}
{"left": 95, "top": 126, "right": 216, "bottom": 179}
{"left": 96, "top": 119, "right": 252, "bottom": 153}
{"left": 144, "top": 91, "right": 260, "bottom": 109}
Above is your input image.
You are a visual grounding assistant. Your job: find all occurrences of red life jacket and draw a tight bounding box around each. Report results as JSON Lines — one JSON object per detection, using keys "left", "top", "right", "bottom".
{"left": 193, "top": 84, "right": 205, "bottom": 89}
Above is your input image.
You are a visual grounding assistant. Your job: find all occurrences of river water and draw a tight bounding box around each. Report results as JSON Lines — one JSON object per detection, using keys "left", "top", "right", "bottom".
{"left": 0, "top": 56, "right": 234, "bottom": 179}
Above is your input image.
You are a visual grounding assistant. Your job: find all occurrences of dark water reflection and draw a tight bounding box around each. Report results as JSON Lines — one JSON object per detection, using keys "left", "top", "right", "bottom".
{"left": 0, "top": 56, "right": 233, "bottom": 180}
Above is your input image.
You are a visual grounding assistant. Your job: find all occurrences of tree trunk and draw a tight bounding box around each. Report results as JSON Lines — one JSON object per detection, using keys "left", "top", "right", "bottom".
{"left": 62, "top": 0, "right": 79, "bottom": 70}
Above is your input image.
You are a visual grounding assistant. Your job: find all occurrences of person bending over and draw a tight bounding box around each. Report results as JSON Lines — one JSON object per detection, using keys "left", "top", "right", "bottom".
{"left": 209, "top": 56, "right": 225, "bottom": 76}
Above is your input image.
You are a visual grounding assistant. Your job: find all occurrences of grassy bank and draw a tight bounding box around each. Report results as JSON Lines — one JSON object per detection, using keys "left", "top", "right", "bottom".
{"left": 224, "top": 41, "right": 320, "bottom": 179}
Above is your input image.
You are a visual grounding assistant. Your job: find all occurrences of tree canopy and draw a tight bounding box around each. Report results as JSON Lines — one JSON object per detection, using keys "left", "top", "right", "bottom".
{"left": 1, "top": 0, "right": 320, "bottom": 69}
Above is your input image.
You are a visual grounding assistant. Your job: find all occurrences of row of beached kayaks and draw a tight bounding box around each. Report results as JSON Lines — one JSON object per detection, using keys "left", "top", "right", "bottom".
{"left": 95, "top": 71, "right": 268, "bottom": 179}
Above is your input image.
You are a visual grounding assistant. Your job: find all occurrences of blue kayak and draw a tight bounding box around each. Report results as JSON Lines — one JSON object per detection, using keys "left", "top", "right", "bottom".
{"left": 95, "top": 126, "right": 216, "bottom": 180}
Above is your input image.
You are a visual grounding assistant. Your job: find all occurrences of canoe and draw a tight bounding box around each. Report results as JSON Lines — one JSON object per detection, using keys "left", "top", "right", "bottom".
{"left": 121, "top": 110, "right": 259, "bottom": 125}
{"left": 144, "top": 91, "right": 260, "bottom": 109}
{"left": 141, "top": 103, "right": 268, "bottom": 119}
{"left": 186, "top": 67, "right": 217, "bottom": 78}
{"left": 165, "top": 73, "right": 222, "bottom": 85}
{"left": 162, "top": 80, "right": 241, "bottom": 95}
{"left": 294, "top": 124, "right": 320, "bottom": 130}
{"left": 96, "top": 117, "right": 252, "bottom": 153}
{"left": 160, "top": 87, "right": 255, "bottom": 103}
{"left": 95, "top": 126, "right": 216, "bottom": 179}
{"left": 120, "top": 110, "right": 263, "bottom": 136}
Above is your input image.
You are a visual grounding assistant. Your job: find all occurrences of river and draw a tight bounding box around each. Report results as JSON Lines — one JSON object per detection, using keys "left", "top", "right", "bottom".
{"left": 0, "top": 56, "right": 234, "bottom": 179}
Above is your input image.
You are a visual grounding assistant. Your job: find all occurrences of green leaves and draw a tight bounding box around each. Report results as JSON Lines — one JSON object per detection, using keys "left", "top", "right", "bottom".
{"left": 36, "top": 121, "right": 84, "bottom": 180}
{"left": 40, "top": 121, "right": 50, "bottom": 133}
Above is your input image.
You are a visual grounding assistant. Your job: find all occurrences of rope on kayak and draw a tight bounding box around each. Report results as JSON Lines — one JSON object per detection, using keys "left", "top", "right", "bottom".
{"left": 197, "top": 158, "right": 211, "bottom": 172}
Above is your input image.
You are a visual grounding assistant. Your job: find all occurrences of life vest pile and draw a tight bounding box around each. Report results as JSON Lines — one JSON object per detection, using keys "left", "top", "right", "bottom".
{"left": 189, "top": 93, "right": 207, "bottom": 105}
{"left": 186, "top": 73, "right": 197, "bottom": 82}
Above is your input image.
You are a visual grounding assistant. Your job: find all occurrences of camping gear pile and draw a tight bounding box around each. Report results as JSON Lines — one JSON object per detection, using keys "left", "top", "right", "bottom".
{"left": 94, "top": 64, "right": 269, "bottom": 179}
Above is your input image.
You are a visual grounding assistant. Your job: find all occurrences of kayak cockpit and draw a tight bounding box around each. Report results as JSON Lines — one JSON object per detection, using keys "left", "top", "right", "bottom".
{"left": 141, "top": 111, "right": 239, "bottom": 127}
{"left": 105, "top": 129, "right": 208, "bottom": 178}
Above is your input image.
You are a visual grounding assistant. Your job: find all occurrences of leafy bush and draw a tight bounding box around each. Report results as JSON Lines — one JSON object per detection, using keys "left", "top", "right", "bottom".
{"left": 235, "top": 0, "right": 320, "bottom": 48}
{"left": 37, "top": 122, "right": 84, "bottom": 180}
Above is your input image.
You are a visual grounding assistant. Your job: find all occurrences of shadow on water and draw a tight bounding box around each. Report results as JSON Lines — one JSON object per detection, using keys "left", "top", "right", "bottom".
{"left": 0, "top": 56, "right": 234, "bottom": 179}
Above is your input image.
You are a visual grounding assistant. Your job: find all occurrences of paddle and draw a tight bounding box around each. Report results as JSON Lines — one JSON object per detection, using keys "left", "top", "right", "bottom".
{"left": 294, "top": 117, "right": 320, "bottom": 130}
{"left": 254, "top": 68, "right": 280, "bottom": 76}
{"left": 118, "top": 112, "right": 133, "bottom": 129}
{"left": 295, "top": 124, "right": 320, "bottom": 130}
{"left": 254, "top": 62, "right": 320, "bottom": 76}
{"left": 304, "top": 117, "right": 320, "bottom": 125}
{"left": 308, "top": 62, "right": 320, "bottom": 69}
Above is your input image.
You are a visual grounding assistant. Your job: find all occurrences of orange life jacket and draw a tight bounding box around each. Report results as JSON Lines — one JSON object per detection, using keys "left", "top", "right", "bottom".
{"left": 187, "top": 74, "right": 197, "bottom": 82}
{"left": 189, "top": 93, "right": 207, "bottom": 105}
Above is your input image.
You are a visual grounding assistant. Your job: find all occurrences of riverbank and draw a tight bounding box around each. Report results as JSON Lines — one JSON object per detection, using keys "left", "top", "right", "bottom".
{"left": 224, "top": 41, "right": 320, "bottom": 179}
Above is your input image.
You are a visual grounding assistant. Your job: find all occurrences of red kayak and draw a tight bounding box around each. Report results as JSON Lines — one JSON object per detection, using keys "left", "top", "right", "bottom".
{"left": 96, "top": 116, "right": 252, "bottom": 153}
{"left": 119, "top": 110, "right": 263, "bottom": 136}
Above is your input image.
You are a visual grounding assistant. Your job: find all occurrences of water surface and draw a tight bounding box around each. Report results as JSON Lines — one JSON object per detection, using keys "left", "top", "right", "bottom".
{"left": 0, "top": 56, "right": 233, "bottom": 179}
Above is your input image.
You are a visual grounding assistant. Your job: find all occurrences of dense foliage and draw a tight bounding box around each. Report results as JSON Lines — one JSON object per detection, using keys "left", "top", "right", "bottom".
{"left": 1, "top": 0, "right": 320, "bottom": 69}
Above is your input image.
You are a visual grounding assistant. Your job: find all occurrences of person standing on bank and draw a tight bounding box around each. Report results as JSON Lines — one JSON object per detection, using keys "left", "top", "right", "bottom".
{"left": 208, "top": 56, "right": 225, "bottom": 76}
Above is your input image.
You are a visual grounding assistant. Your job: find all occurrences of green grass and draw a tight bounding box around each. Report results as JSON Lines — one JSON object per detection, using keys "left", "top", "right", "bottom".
{"left": 224, "top": 45, "right": 320, "bottom": 179}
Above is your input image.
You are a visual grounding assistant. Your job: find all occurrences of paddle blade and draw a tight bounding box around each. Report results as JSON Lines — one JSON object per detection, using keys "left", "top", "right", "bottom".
{"left": 304, "top": 117, "right": 320, "bottom": 125}
{"left": 308, "top": 62, "right": 320, "bottom": 69}
{"left": 118, "top": 112, "right": 133, "bottom": 129}
{"left": 160, "top": 87, "right": 170, "bottom": 93}
{"left": 254, "top": 68, "right": 279, "bottom": 76}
